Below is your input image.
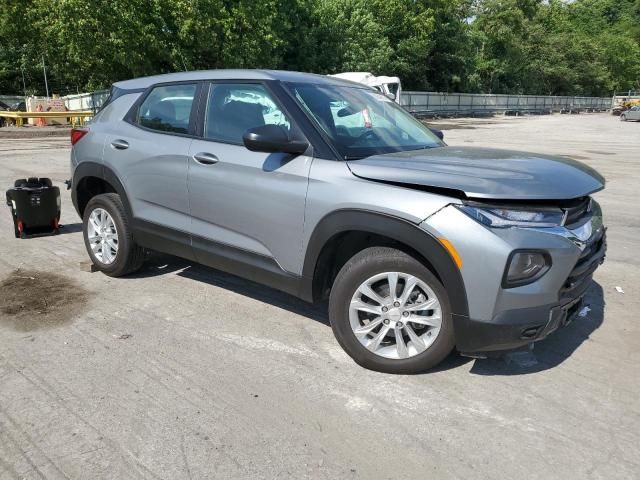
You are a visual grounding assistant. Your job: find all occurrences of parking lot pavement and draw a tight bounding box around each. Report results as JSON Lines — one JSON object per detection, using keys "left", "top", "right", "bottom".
{"left": 0, "top": 113, "right": 638, "bottom": 479}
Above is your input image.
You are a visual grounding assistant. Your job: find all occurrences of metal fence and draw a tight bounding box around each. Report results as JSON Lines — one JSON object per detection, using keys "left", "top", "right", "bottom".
{"left": 59, "top": 89, "right": 614, "bottom": 116}
{"left": 2, "top": 89, "right": 615, "bottom": 119}
{"left": 400, "top": 92, "right": 612, "bottom": 116}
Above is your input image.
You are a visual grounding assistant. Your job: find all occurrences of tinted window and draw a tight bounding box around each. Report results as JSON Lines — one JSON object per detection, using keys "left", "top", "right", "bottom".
{"left": 204, "top": 84, "right": 291, "bottom": 144}
{"left": 138, "top": 84, "right": 197, "bottom": 134}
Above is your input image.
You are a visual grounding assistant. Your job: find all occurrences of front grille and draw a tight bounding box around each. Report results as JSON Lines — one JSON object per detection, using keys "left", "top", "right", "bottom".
{"left": 563, "top": 197, "right": 591, "bottom": 228}
{"left": 560, "top": 228, "right": 606, "bottom": 299}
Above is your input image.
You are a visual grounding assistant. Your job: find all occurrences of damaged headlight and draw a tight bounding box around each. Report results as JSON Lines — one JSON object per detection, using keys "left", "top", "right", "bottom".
{"left": 456, "top": 205, "right": 564, "bottom": 228}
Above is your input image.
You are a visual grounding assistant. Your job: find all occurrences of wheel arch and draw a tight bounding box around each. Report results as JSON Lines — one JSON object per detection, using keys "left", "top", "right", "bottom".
{"left": 301, "top": 209, "right": 469, "bottom": 318}
{"left": 72, "top": 162, "right": 132, "bottom": 219}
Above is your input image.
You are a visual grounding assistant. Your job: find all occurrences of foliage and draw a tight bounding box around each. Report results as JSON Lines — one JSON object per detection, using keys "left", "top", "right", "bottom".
{"left": 0, "top": 0, "right": 638, "bottom": 96}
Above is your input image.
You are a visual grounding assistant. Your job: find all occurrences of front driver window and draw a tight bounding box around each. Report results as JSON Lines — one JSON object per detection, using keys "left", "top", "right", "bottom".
{"left": 137, "top": 84, "right": 197, "bottom": 134}
{"left": 204, "top": 84, "right": 291, "bottom": 144}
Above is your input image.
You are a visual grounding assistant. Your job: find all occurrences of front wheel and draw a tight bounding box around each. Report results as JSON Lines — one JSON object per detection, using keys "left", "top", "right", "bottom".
{"left": 329, "top": 247, "right": 455, "bottom": 374}
{"left": 82, "top": 193, "right": 144, "bottom": 277}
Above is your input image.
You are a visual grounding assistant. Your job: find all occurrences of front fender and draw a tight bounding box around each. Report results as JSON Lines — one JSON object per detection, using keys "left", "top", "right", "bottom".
{"left": 300, "top": 209, "right": 469, "bottom": 318}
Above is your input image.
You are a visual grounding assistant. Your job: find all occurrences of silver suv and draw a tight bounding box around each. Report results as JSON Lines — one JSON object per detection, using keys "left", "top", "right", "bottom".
{"left": 70, "top": 70, "right": 606, "bottom": 373}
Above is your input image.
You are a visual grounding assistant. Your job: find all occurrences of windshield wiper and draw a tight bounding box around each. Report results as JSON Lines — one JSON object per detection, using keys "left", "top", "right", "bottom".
{"left": 344, "top": 155, "right": 368, "bottom": 160}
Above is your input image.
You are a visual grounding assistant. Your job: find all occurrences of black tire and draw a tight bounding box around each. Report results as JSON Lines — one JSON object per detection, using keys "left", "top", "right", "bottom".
{"left": 82, "top": 193, "right": 144, "bottom": 277}
{"left": 329, "top": 247, "right": 455, "bottom": 374}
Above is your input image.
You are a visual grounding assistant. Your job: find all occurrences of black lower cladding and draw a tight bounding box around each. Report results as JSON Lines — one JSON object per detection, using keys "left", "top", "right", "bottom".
{"left": 453, "top": 304, "right": 550, "bottom": 353}
{"left": 454, "top": 297, "right": 585, "bottom": 353}
{"left": 455, "top": 230, "right": 606, "bottom": 354}
{"left": 131, "top": 210, "right": 470, "bottom": 310}
{"left": 301, "top": 209, "right": 469, "bottom": 316}
{"left": 131, "top": 219, "right": 303, "bottom": 298}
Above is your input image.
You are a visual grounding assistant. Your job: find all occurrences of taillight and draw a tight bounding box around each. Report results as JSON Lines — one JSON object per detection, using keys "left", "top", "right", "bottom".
{"left": 70, "top": 127, "right": 89, "bottom": 146}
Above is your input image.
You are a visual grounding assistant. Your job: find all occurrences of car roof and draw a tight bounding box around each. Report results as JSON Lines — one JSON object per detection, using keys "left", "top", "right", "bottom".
{"left": 113, "top": 69, "right": 364, "bottom": 90}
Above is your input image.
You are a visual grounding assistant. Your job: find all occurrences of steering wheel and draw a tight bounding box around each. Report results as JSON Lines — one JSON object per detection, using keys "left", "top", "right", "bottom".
{"left": 354, "top": 129, "right": 379, "bottom": 145}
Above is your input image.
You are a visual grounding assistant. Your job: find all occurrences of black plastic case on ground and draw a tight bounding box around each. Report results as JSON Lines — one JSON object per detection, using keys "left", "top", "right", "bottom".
{"left": 5, "top": 178, "right": 60, "bottom": 238}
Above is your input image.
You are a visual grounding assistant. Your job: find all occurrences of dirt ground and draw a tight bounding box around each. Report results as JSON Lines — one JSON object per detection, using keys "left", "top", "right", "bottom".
{"left": 0, "top": 125, "right": 70, "bottom": 139}
{"left": 0, "top": 113, "right": 639, "bottom": 479}
{"left": 0, "top": 269, "right": 88, "bottom": 332}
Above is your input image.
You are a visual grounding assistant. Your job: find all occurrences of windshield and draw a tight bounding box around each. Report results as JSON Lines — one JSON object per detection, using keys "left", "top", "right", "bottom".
{"left": 287, "top": 83, "right": 443, "bottom": 159}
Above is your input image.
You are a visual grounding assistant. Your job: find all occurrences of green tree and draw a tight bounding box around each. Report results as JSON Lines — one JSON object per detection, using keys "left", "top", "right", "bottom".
{"left": 0, "top": 0, "right": 638, "bottom": 96}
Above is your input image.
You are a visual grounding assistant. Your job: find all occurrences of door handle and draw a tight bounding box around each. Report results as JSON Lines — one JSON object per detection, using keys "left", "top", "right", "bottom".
{"left": 111, "top": 139, "right": 129, "bottom": 150}
{"left": 192, "top": 152, "right": 219, "bottom": 165}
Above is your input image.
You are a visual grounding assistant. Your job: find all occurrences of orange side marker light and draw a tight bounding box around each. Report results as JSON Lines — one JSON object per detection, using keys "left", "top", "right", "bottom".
{"left": 438, "top": 238, "right": 463, "bottom": 269}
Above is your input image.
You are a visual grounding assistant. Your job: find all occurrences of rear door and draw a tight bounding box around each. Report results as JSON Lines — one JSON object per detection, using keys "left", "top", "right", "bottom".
{"left": 102, "top": 82, "right": 200, "bottom": 233}
{"left": 186, "top": 82, "right": 312, "bottom": 274}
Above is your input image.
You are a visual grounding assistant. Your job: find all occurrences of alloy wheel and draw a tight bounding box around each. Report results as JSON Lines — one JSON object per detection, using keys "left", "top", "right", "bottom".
{"left": 87, "top": 208, "right": 119, "bottom": 264}
{"left": 349, "top": 271, "right": 443, "bottom": 360}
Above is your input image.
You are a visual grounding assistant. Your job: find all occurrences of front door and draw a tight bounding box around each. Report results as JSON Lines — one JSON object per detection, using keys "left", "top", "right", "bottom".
{"left": 187, "top": 82, "right": 311, "bottom": 275}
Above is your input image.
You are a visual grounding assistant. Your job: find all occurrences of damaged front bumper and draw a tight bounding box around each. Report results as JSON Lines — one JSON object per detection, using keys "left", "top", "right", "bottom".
{"left": 422, "top": 199, "right": 606, "bottom": 354}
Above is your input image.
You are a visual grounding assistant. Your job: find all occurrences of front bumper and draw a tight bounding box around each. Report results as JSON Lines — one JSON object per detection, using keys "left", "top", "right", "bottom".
{"left": 422, "top": 201, "right": 606, "bottom": 354}
{"left": 453, "top": 291, "right": 589, "bottom": 353}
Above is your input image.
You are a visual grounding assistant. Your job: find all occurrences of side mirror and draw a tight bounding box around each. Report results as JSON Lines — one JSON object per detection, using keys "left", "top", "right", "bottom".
{"left": 243, "top": 124, "right": 308, "bottom": 155}
{"left": 429, "top": 127, "right": 444, "bottom": 140}
{"left": 385, "top": 92, "right": 396, "bottom": 101}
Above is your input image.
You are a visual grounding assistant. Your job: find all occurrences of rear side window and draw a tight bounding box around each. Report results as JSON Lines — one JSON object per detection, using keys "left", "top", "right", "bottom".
{"left": 137, "top": 84, "right": 197, "bottom": 134}
{"left": 204, "top": 83, "right": 291, "bottom": 144}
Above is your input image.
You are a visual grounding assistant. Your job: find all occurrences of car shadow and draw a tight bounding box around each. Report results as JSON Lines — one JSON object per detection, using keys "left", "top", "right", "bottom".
{"left": 131, "top": 252, "right": 329, "bottom": 325}
{"left": 262, "top": 152, "right": 296, "bottom": 172}
{"left": 468, "top": 281, "right": 605, "bottom": 376}
{"left": 128, "top": 252, "right": 605, "bottom": 375}
{"left": 58, "top": 222, "right": 83, "bottom": 234}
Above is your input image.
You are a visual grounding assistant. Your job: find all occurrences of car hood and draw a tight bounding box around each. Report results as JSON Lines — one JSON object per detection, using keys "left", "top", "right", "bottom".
{"left": 346, "top": 146, "right": 605, "bottom": 200}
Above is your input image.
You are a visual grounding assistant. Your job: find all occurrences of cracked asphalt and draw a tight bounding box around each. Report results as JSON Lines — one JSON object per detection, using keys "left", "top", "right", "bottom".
{"left": 0, "top": 113, "right": 638, "bottom": 479}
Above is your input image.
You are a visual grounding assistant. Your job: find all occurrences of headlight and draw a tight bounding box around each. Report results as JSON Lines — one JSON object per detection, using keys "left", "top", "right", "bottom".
{"left": 503, "top": 251, "right": 551, "bottom": 287}
{"left": 456, "top": 205, "right": 564, "bottom": 228}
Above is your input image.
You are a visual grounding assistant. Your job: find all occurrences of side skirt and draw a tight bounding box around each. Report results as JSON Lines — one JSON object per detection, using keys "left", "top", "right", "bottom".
{"left": 132, "top": 219, "right": 307, "bottom": 300}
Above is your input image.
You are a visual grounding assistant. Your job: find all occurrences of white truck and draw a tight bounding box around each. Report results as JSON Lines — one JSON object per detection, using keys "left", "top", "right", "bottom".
{"left": 329, "top": 72, "right": 402, "bottom": 104}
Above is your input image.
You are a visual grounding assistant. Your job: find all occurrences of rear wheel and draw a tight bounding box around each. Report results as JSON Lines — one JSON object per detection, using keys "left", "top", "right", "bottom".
{"left": 329, "top": 247, "right": 455, "bottom": 374}
{"left": 82, "top": 193, "right": 144, "bottom": 276}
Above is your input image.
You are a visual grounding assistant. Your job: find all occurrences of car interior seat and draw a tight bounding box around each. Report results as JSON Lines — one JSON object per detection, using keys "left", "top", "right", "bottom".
{"left": 206, "top": 88, "right": 266, "bottom": 142}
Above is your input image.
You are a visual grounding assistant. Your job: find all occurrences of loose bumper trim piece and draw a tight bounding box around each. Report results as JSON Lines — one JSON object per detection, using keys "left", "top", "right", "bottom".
{"left": 561, "top": 228, "right": 606, "bottom": 300}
